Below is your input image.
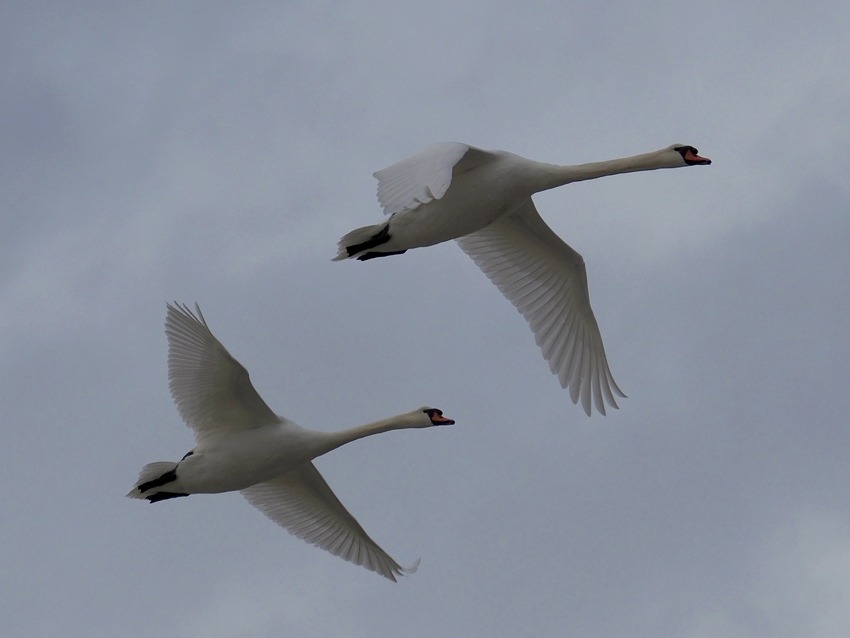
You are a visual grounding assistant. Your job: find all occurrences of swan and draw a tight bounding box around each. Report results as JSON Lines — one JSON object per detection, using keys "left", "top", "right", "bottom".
{"left": 334, "top": 143, "right": 711, "bottom": 415}
{"left": 127, "top": 302, "right": 455, "bottom": 581}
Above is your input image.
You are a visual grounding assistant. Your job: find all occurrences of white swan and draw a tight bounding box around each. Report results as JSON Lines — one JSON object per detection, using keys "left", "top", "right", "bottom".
{"left": 127, "top": 302, "right": 455, "bottom": 581}
{"left": 334, "top": 143, "right": 711, "bottom": 415}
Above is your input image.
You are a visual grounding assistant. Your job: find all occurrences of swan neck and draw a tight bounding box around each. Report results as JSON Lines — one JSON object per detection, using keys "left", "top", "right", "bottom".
{"left": 313, "top": 414, "right": 418, "bottom": 458}
{"left": 542, "top": 150, "right": 673, "bottom": 188}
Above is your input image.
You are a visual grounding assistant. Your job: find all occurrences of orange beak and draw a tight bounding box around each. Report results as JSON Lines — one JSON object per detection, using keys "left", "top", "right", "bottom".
{"left": 684, "top": 148, "right": 711, "bottom": 165}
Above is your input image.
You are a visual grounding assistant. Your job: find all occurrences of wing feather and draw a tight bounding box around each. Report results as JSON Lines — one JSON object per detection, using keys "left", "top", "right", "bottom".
{"left": 456, "top": 201, "right": 626, "bottom": 416}
{"left": 165, "top": 303, "right": 280, "bottom": 440}
{"left": 241, "top": 463, "right": 415, "bottom": 582}
{"left": 373, "top": 143, "right": 496, "bottom": 215}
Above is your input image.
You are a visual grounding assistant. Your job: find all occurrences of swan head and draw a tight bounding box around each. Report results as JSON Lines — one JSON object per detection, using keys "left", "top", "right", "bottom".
{"left": 668, "top": 144, "right": 712, "bottom": 166}
{"left": 416, "top": 407, "right": 455, "bottom": 426}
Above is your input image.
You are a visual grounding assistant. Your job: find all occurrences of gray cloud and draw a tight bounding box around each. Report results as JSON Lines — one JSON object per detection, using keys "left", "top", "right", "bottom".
{"left": 2, "top": 2, "right": 849, "bottom": 637}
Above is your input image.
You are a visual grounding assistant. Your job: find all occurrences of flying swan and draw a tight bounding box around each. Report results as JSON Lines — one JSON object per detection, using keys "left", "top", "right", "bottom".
{"left": 127, "top": 302, "right": 455, "bottom": 581}
{"left": 334, "top": 143, "right": 711, "bottom": 415}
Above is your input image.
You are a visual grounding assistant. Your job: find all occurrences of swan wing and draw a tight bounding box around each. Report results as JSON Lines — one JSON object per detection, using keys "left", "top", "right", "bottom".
{"left": 456, "top": 200, "right": 626, "bottom": 416}
{"left": 374, "top": 142, "right": 497, "bottom": 215}
{"left": 241, "top": 463, "right": 415, "bottom": 581}
{"left": 166, "top": 303, "right": 280, "bottom": 440}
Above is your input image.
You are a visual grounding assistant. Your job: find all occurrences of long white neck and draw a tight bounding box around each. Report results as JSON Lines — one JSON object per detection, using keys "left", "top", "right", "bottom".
{"left": 308, "top": 411, "right": 429, "bottom": 459}
{"left": 531, "top": 148, "right": 682, "bottom": 192}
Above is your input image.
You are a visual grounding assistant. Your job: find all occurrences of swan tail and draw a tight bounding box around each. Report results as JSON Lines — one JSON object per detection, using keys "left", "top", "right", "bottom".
{"left": 333, "top": 222, "right": 405, "bottom": 261}
{"left": 126, "top": 461, "right": 188, "bottom": 502}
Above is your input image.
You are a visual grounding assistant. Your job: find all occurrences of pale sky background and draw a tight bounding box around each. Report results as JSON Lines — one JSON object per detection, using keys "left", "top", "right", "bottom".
{"left": 3, "top": 2, "right": 850, "bottom": 637}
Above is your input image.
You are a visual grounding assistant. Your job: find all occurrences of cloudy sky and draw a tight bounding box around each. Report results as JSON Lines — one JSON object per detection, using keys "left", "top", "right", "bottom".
{"left": 3, "top": 2, "right": 850, "bottom": 636}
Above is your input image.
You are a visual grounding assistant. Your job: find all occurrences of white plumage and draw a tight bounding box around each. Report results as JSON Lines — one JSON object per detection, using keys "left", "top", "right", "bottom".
{"left": 335, "top": 143, "right": 711, "bottom": 415}
{"left": 127, "top": 302, "right": 454, "bottom": 581}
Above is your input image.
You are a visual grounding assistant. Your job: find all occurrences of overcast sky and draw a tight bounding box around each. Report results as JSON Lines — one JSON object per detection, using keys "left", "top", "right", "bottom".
{"left": 3, "top": 2, "right": 850, "bottom": 637}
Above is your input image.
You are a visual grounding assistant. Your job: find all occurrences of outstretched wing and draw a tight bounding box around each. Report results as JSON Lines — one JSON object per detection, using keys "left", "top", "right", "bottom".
{"left": 373, "top": 142, "right": 496, "bottom": 215}
{"left": 165, "top": 303, "right": 280, "bottom": 441}
{"left": 456, "top": 200, "right": 626, "bottom": 416}
{"left": 241, "top": 463, "right": 417, "bottom": 582}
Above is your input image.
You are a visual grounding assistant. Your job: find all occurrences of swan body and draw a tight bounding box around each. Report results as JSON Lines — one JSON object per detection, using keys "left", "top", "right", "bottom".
{"left": 334, "top": 143, "right": 711, "bottom": 415}
{"left": 127, "top": 302, "right": 455, "bottom": 581}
